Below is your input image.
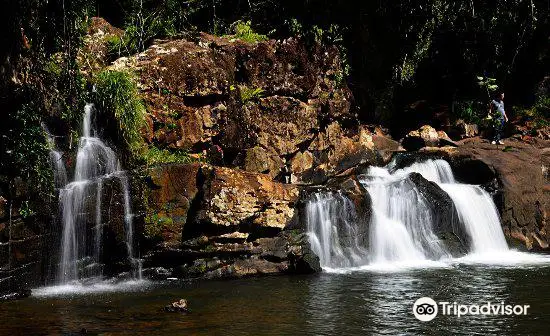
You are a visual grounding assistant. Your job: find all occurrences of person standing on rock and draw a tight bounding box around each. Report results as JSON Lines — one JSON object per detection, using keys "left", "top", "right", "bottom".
{"left": 490, "top": 92, "right": 508, "bottom": 145}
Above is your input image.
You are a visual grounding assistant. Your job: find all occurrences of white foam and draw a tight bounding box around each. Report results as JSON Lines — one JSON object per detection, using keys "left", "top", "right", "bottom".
{"left": 32, "top": 279, "right": 150, "bottom": 297}
{"left": 454, "top": 250, "right": 550, "bottom": 266}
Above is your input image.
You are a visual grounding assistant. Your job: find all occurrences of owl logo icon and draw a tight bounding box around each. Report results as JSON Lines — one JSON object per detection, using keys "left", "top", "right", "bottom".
{"left": 413, "top": 297, "right": 438, "bottom": 321}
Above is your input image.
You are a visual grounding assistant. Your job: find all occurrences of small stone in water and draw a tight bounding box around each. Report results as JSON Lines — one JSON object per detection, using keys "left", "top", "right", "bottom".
{"left": 164, "top": 299, "right": 189, "bottom": 313}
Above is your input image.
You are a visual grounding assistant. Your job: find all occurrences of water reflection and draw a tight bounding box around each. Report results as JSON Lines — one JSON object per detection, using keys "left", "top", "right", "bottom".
{"left": 2, "top": 265, "right": 550, "bottom": 335}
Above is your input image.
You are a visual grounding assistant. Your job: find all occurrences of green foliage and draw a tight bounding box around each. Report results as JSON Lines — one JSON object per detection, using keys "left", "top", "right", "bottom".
{"left": 106, "top": 0, "right": 200, "bottom": 58}
{"left": 143, "top": 147, "right": 194, "bottom": 166}
{"left": 19, "top": 201, "right": 36, "bottom": 218}
{"left": 477, "top": 76, "right": 499, "bottom": 100}
{"left": 454, "top": 100, "right": 484, "bottom": 124}
{"left": 397, "top": 21, "right": 434, "bottom": 83}
{"left": 226, "top": 21, "right": 268, "bottom": 43}
{"left": 285, "top": 19, "right": 350, "bottom": 86}
{"left": 106, "top": 19, "right": 153, "bottom": 57}
{"left": 534, "top": 93, "right": 550, "bottom": 118}
{"left": 95, "top": 70, "right": 146, "bottom": 154}
{"left": 239, "top": 86, "right": 265, "bottom": 103}
{"left": 3, "top": 104, "right": 54, "bottom": 197}
{"left": 44, "top": 54, "right": 63, "bottom": 76}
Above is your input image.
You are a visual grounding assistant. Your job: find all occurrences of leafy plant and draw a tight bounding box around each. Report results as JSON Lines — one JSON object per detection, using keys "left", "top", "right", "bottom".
{"left": 239, "top": 86, "right": 265, "bottom": 103}
{"left": 3, "top": 103, "right": 54, "bottom": 204}
{"left": 19, "top": 201, "right": 36, "bottom": 218}
{"left": 477, "top": 76, "right": 499, "bottom": 99}
{"left": 454, "top": 100, "right": 484, "bottom": 124}
{"left": 534, "top": 93, "right": 550, "bottom": 118}
{"left": 95, "top": 70, "right": 146, "bottom": 154}
{"left": 226, "top": 21, "right": 268, "bottom": 43}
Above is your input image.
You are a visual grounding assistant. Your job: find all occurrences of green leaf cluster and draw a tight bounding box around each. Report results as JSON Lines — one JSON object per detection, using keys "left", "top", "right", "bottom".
{"left": 239, "top": 86, "right": 265, "bottom": 103}
{"left": 226, "top": 21, "right": 268, "bottom": 43}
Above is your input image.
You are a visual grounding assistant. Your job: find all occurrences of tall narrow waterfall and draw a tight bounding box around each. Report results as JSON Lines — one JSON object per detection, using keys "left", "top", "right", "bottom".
{"left": 58, "top": 103, "right": 140, "bottom": 283}
{"left": 306, "top": 158, "right": 512, "bottom": 270}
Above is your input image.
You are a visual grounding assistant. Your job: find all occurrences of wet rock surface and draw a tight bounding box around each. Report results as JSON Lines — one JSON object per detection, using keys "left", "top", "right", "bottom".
{"left": 0, "top": 177, "right": 56, "bottom": 295}
{"left": 407, "top": 172, "right": 468, "bottom": 255}
{"left": 164, "top": 299, "right": 189, "bottom": 313}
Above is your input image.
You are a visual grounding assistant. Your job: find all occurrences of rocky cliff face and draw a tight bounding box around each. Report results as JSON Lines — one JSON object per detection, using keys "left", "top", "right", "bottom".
{"left": 109, "top": 31, "right": 398, "bottom": 184}
{"left": 140, "top": 164, "right": 320, "bottom": 279}
{"left": 83, "top": 20, "right": 548, "bottom": 281}
{"left": 0, "top": 178, "right": 55, "bottom": 296}
{"left": 75, "top": 20, "right": 401, "bottom": 280}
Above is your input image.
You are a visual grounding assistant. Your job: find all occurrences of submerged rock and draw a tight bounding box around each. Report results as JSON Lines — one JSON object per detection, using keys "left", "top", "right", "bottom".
{"left": 164, "top": 299, "right": 189, "bottom": 313}
{"left": 0, "top": 289, "right": 32, "bottom": 302}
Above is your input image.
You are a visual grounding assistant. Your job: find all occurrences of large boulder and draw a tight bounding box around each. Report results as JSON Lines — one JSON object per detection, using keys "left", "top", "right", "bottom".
{"left": 402, "top": 125, "right": 460, "bottom": 151}
{"left": 290, "top": 122, "right": 379, "bottom": 184}
{"left": 77, "top": 17, "right": 124, "bottom": 77}
{"left": 190, "top": 166, "right": 299, "bottom": 233}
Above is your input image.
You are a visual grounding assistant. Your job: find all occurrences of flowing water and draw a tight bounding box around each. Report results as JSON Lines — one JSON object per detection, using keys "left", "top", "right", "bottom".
{"left": 43, "top": 123, "right": 68, "bottom": 188}
{"left": 306, "top": 192, "right": 367, "bottom": 269}
{"left": 439, "top": 184, "right": 509, "bottom": 253}
{"left": 56, "top": 103, "right": 141, "bottom": 285}
{"left": 307, "top": 159, "right": 545, "bottom": 271}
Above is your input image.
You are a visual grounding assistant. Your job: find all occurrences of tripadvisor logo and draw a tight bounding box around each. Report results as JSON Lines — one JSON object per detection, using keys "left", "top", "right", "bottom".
{"left": 413, "top": 297, "right": 438, "bottom": 321}
{"left": 412, "top": 297, "right": 530, "bottom": 322}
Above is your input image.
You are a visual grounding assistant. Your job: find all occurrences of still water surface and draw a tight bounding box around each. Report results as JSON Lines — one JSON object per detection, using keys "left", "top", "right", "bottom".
{"left": 2, "top": 262, "right": 550, "bottom": 335}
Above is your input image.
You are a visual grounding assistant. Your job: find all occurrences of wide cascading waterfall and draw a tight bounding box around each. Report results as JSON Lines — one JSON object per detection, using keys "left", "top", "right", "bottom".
{"left": 58, "top": 103, "right": 140, "bottom": 284}
{"left": 307, "top": 158, "right": 514, "bottom": 271}
{"left": 306, "top": 192, "right": 368, "bottom": 269}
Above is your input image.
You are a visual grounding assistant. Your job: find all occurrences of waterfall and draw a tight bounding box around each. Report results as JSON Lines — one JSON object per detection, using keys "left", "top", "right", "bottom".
{"left": 397, "top": 159, "right": 508, "bottom": 254}
{"left": 306, "top": 192, "right": 367, "bottom": 269}
{"left": 439, "top": 184, "right": 508, "bottom": 253}
{"left": 361, "top": 166, "right": 450, "bottom": 264}
{"left": 42, "top": 123, "right": 68, "bottom": 188}
{"left": 57, "top": 103, "right": 140, "bottom": 283}
{"left": 307, "top": 158, "right": 512, "bottom": 270}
